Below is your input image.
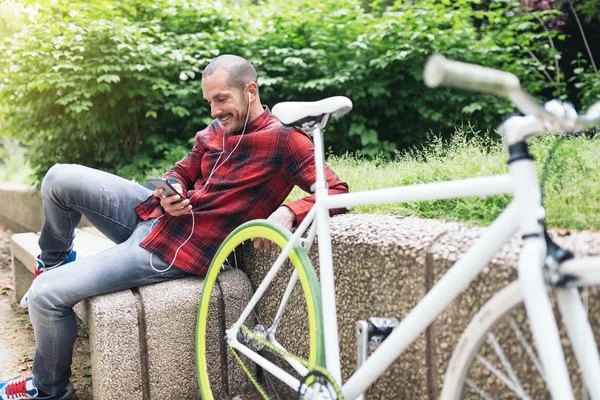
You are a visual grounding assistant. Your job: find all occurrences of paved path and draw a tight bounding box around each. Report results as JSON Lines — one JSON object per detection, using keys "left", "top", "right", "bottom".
{"left": 0, "top": 226, "right": 92, "bottom": 399}
{"left": 0, "top": 226, "right": 33, "bottom": 379}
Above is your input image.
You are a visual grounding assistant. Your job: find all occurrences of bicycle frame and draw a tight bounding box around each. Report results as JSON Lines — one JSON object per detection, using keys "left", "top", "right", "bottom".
{"left": 224, "top": 117, "right": 600, "bottom": 399}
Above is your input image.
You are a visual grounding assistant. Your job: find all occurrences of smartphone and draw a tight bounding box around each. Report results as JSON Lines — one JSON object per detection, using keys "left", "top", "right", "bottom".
{"left": 145, "top": 178, "right": 183, "bottom": 202}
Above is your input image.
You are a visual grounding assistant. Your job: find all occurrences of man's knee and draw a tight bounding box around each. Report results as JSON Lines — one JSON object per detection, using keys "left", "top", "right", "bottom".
{"left": 41, "top": 164, "right": 83, "bottom": 200}
{"left": 28, "top": 273, "right": 63, "bottom": 311}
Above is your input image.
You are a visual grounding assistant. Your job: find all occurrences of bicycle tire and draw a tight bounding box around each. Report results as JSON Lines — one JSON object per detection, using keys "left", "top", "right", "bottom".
{"left": 196, "top": 220, "right": 324, "bottom": 399}
{"left": 441, "top": 267, "right": 600, "bottom": 400}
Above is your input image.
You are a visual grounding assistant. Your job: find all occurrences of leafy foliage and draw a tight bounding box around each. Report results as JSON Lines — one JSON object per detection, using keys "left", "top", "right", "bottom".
{"left": 575, "top": 0, "right": 600, "bottom": 23}
{"left": 0, "top": 0, "right": 591, "bottom": 183}
{"left": 0, "top": 0, "right": 242, "bottom": 183}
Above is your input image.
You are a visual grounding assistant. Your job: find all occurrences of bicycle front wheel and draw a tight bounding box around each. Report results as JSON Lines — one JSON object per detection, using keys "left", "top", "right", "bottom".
{"left": 196, "top": 220, "right": 324, "bottom": 399}
{"left": 442, "top": 264, "right": 600, "bottom": 400}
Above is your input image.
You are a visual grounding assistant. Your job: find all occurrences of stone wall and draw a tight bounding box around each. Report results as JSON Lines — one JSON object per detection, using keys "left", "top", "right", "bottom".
{"left": 0, "top": 183, "right": 44, "bottom": 232}
{"left": 243, "top": 214, "right": 600, "bottom": 398}
{"left": 0, "top": 183, "right": 88, "bottom": 233}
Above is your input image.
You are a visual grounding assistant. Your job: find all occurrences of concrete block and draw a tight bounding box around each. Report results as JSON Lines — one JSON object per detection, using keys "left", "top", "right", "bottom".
{"left": 241, "top": 214, "right": 436, "bottom": 399}
{"left": 139, "top": 277, "right": 204, "bottom": 399}
{"left": 140, "top": 269, "right": 253, "bottom": 399}
{"left": 10, "top": 232, "right": 40, "bottom": 302}
{"left": 85, "top": 289, "right": 144, "bottom": 400}
{"left": 0, "top": 183, "right": 92, "bottom": 233}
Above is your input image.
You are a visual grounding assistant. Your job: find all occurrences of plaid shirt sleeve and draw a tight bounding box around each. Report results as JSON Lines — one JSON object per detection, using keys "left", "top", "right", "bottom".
{"left": 135, "top": 129, "right": 208, "bottom": 220}
{"left": 281, "top": 128, "right": 349, "bottom": 225}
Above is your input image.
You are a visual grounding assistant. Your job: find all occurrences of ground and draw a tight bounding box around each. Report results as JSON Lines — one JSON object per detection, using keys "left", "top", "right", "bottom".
{"left": 0, "top": 225, "right": 92, "bottom": 399}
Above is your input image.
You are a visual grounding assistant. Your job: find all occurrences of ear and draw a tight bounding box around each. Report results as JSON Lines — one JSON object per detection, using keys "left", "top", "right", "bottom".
{"left": 246, "top": 82, "right": 258, "bottom": 102}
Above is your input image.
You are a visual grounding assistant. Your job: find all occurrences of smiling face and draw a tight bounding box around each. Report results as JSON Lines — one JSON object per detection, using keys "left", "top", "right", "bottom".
{"left": 202, "top": 69, "right": 250, "bottom": 135}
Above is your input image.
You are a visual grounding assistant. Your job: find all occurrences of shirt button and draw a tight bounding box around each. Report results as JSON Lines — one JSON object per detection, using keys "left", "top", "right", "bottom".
{"left": 218, "top": 175, "right": 223, "bottom": 180}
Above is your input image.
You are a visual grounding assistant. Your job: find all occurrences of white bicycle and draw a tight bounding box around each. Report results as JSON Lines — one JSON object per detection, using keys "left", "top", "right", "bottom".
{"left": 195, "top": 54, "right": 600, "bottom": 399}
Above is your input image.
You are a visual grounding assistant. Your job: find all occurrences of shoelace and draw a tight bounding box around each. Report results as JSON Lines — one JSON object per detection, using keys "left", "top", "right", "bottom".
{"left": 6, "top": 378, "right": 28, "bottom": 398}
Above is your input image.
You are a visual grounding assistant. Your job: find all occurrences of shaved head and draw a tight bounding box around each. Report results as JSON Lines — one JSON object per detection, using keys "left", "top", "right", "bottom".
{"left": 202, "top": 54, "right": 258, "bottom": 93}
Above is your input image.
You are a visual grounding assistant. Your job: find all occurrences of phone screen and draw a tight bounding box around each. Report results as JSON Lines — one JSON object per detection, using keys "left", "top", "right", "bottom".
{"left": 145, "top": 178, "right": 182, "bottom": 201}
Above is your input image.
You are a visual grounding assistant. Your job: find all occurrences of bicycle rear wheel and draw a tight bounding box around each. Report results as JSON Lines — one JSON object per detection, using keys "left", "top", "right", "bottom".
{"left": 196, "top": 220, "right": 325, "bottom": 399}
{"left": 442, "top": 263, "right": 600, "bottom": 400}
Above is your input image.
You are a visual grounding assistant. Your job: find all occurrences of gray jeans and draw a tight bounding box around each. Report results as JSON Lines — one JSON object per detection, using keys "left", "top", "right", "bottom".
{"left": 28, "top": 164, "right": 190, "bottom": 394}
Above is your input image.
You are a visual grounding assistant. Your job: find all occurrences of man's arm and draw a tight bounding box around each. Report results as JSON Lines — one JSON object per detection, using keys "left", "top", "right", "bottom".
{"left": 254, "top": 128, "right": 348, "bottom": 249}
{"left": 280, "top": 129, "right": 349, "bottom": 224}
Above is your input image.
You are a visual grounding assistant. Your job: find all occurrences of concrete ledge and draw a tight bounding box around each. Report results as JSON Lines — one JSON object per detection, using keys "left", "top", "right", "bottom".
{"left": 85, "top": 290, "right": 144, "bottom": 399}
{"left": 0, "top": 183, "right": 90, "bottom": 233}
{"left": 10, "top": 213, "right": 600, "bottom": 399}
{"left": 321, "top": 214, "right": 600, "bottom": 398}
{"left": 0, "top": 183, "right": 44, "bottom": 233}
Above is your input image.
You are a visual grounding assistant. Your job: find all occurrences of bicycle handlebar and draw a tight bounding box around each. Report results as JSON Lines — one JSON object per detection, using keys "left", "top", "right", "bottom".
{"left": 424, "top": 53, "right": 521, "bottom": 97}
{"left": 424, "top": 53, "right": 600, "bottom": 135}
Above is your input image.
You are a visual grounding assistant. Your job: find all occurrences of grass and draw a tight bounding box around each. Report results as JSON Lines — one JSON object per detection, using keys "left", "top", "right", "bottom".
{"left": 1, "top": 129, "right": 598, "bottom": 230}
{"left": 287, "top": 127, "right": 600, "bottom": 231}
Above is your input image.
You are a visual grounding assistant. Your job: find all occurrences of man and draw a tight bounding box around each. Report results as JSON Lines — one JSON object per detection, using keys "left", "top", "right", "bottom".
{"left": 0, "top": 54, "right": 348, "bottom": 399}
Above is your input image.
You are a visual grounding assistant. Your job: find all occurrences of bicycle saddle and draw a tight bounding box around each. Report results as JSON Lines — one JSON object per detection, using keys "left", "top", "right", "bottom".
{"left": 272, "top": 96, "right": 353, "bottom": 125}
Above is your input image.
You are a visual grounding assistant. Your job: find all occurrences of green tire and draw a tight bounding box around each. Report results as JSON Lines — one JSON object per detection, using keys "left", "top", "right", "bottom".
{"left": 196, "top": 220, "right": 324, "bottom": 399}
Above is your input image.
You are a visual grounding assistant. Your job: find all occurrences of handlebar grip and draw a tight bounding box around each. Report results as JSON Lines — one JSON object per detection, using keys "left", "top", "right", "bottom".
{"left": 424, "top": 54, "right": 521, "bottom": 96}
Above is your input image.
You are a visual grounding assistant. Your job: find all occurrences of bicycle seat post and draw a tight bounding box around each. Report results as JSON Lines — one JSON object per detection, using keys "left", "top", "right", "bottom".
{"left": 310, "top": 118, "right": 344, "bottom": 385}
{"left": 305, "top": 121, "right": 329, "bottom": 195}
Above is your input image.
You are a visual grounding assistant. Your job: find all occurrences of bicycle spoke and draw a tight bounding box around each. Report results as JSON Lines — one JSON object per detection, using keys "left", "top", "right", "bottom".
{"left": 487, "top": 333, "right": 529, "bottom": 398}
{"left": 475, "top": 355, "right": 529, "bottom": 398}
{"left": 465, "top": 379, "right": 496, "bottom": 400}
{"left": 508, "top": 318, "right": 547, "bottom": 385}
{"left": 270, "top": 269, "right": 299, "bottom": 335}
{"left": 263, "top": 370, "right": 283, "bottom": 400}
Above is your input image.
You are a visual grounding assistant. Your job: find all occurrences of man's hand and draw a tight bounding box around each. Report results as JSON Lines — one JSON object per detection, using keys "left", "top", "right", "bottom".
{"left": 253, "top": 206, "right": 296, "bottom": 250}
{"left": 153, "top": 183, "right": 192, "bottom": 217}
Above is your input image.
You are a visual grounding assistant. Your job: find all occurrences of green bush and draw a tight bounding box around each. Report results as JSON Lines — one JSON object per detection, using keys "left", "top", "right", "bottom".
{"left": 0, "top": 0, "right": 580, "bottom": 183}
{"left": 0, "top": 0, "right": 247, "bottom": 183}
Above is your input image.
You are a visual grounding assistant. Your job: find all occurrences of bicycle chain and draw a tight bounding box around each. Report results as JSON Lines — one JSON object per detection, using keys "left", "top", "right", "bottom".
{"left": 228, "top": 325, "right": 343, "bottom": 399}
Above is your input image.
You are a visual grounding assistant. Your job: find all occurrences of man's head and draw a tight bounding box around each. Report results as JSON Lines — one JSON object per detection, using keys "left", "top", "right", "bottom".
{"left": 201, "top": 55, "right": 262, "bottom": 135}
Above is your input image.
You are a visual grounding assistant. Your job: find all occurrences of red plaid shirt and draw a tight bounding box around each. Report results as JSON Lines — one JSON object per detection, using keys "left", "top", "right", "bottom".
{"left": 135, "top": 107, "right": 348, "bottom": 275}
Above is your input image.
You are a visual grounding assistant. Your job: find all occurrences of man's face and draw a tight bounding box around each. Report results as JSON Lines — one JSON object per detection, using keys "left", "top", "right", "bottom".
{"left": 202, "top": 69, "right": 249, "bottom": 135}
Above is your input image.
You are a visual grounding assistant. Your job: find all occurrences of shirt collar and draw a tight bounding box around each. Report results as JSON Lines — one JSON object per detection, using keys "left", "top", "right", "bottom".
{"left": 229, "top": 105, "right": 272, "bottom": 136}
